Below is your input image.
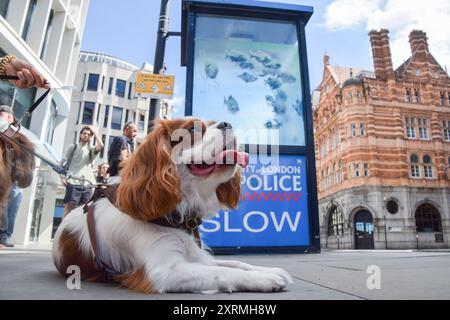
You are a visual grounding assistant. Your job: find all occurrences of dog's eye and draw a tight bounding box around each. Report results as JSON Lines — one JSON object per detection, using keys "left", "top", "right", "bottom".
{"left": 188, "top": 126, "right": 196, "bottom": 134}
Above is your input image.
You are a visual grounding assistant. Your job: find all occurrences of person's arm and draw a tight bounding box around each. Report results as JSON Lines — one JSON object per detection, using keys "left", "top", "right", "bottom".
{"left": 120, "top": 148, "right": 129, "bottom": 161}
{"left": 0, "top": 55, "right": 50, "bottom": 89}
{"left": 60, "top": 145, "right": 75, "bottom": 186}
{"left": 89, "top": 125, "right": 104, "bottom": 153}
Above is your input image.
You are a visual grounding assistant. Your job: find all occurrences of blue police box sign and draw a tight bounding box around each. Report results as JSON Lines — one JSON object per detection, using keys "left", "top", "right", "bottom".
{"left": 182, "top": 0, "right": 319, "bottom": 253}
{"left": 200, "top": 154, "right": 310, "bottom": 248}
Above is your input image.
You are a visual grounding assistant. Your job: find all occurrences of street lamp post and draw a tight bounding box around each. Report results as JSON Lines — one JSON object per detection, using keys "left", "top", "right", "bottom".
{"left": 148, "top": 0, "right": 171, "bottom": 132}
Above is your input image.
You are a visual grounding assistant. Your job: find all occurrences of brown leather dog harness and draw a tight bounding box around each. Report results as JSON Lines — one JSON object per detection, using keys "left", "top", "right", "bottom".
{"left": 82, "top": 184, "right": 202, "bottom": 280}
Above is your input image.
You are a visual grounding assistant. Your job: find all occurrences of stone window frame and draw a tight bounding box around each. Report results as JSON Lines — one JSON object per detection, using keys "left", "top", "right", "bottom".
{"left": 360, "top": 122, "right": 366, "bottom": 136}
{"left": 353, "top": 163, "right": 360, "bottom": 177}
{"left": 417, "top": 117, "right": 429, "bottom": 140}
{"left": 364, "top": 163, "right": 370, "bottom": 177}
{"left": 410, "top": 153, "right": 420, "bottom": 178}
{"left": 414, "top": 88, "right": 421, "bottom": 103}
{"left": 385, "top": 198, "right": 400, "bottom": 215}
{"left": 321, "top": 169, "right": 326, "bottom": 191}
{"left": 405, "top": 88, "right": 412, "bottom": 103}
{"left": 405, "top": 116, "right": 416, "bottom": 139}
{"left": 327, "top": 205, "right": 345, "bottom": 236}
{"left": 443, "top": 120, "right": 450, "bottom": 141}
{"left": 423, "top": 155, "right": 434, "bottom": 179}
{"left": 440, "top": 91, "right": 446, "bottom": 106}
{"left": 350, "top": 123, "right": 357, "bottom": 137}
{"left": 333, "top": 162, "right": 339, "bottom": 185}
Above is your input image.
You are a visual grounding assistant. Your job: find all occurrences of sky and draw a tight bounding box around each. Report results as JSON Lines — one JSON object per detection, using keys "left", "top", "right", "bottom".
{"left": 81, "top": 0, "right": 450, "bottom": 118}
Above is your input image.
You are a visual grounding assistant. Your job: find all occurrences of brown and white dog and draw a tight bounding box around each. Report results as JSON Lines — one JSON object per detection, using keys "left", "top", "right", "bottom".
{"left": 52, "top": 119, "right": 292, "bottom": 293}
{"left": 0, "top": 124, "right": 35, "bottom": 220}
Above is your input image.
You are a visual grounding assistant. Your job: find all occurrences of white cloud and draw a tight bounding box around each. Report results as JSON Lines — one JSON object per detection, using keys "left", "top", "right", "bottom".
{"left": 171, "top": 95, "right": 185, "bottom": 116}
{"left": 323, "top": 0, "right": 384, "bottom": 30}
{"left": 323, "top": 0, "right": 450, "bottom": 68}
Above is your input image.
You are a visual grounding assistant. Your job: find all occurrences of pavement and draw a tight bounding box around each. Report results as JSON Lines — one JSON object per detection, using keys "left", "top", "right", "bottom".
{"left": 1, "top": 244, "right": 450, "bottom": 300}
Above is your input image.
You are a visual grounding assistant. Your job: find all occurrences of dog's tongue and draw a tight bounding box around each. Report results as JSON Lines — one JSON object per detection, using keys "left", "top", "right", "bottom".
{"left": 219, "top": 150, "right": 249, "bottom": 168}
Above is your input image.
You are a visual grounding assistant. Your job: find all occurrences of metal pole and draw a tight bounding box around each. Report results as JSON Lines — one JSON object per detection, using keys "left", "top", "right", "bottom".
{"left": 384, "top": 215, "right": 388, "bottom": 250}
{"left": 148, "top": 0, "right": 171, "bottom": 132}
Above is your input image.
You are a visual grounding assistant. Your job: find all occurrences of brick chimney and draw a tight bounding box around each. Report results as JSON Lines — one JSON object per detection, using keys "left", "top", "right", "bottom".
{"left": 409, "top": 30, "right": 429, "bottom": 54}
{"left": 369, "top": 29, "right": 394, "bottom": 80}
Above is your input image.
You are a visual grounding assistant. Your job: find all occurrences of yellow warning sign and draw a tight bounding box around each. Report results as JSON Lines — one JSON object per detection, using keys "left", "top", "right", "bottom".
{"left": 135, "top": 73, "right": 175, "bottom": 99}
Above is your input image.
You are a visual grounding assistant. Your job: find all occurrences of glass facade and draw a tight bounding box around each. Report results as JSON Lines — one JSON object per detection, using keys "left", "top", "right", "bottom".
{"left": 111, "top": 106, "right": 123, "bottom": 130}
{"left": 0, "top": 0, "right": 9, "bottom": 17}
{"left": 82, "top": 101, "right": 95, "bottom": 124}
{"left": 115, "top": 79, "right": 126, "bottom": 98}
{"left": 108, "top": 77, "right": 113, "bottom": 94}
{"left": 45, "top": 99, "right": 58, "bottom": 144}
{"left": 40, "top": 9, "right": 54, "bottom": 59}
{"left": 0, "top": 80, "right": 36, "bottom": 129}
{"left": 22, "top": 0, "right": 37, "bottom": 40}
{"left": 87, "top": 73, "right": 100, "bottom": 91}
{"left": 138, "top": 113, "right": 145, "bottom": 130}
{"left": 103, "top": 105, "right": 110, "bottom": 128}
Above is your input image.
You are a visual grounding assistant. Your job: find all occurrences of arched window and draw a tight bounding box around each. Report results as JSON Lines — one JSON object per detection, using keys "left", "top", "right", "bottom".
{"left": 415, "top": 203, "right": 442, "bottom": 232}
{"left": 328, "top": 206, "right": 344, "bottom": 236}
{"left": 339, "top": 160, "right": 343, "bottom": 181}
{"left": 423, "top": 155, "right": 433, "bottom": 178}
{"left": 410, "top": 154, "right": 420, "bottom": 177}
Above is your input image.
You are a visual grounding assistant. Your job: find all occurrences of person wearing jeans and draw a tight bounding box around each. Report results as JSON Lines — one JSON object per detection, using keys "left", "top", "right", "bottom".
{"left": 0, "top": 183, "right": 22, "bottom": 247}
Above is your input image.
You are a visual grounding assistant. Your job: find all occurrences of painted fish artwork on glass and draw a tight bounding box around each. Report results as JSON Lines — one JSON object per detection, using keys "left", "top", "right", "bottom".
{"left": 238, "top": 72, "right": 258, "bottom": 83}
{"left": 224, "top": 95, "right": 240, "bottom": 113}
{"left": 205, "top": 62, "right": 219, "bottom": 79}
{"left": 193, "top": 18, "right": 306, "bottom": 146}
{"left": 278, "top": 72, "right": 296, "bottom": 83}
{"left": 293, "top": 99, "right": 303, "bottom": 116}
{"left": 226, "top": 50, "right": 248, "bottom": 63}
{"left": 265, "top": 77, "right": 282, "bottom": 90}
{"left": 266, "top": 90, "right": 288, "bottom": 114}
{"left": 265, "top": 118, "right": 283, "bottom": 129}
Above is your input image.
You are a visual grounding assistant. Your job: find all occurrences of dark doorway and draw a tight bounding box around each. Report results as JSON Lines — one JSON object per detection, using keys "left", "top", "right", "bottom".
{"left": 415, "top": 203, "right": 442, "bottom": 232}
{"left": 354, "top": 210, "right": 375, "bottom": 249}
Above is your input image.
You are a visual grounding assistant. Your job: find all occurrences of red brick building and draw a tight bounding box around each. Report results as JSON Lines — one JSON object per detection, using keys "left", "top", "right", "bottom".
{"left": 313, "top": 29, "right": 450, "bottom": 249}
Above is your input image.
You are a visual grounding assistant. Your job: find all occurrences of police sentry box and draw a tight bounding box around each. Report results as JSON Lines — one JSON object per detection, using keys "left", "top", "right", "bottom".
{"left": 182, "top": 0, "right": 319, "bottom": 253}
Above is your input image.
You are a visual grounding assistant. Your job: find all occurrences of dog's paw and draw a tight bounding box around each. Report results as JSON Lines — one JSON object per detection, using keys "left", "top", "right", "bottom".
{"left": 258, "top": 267, "right": 294, "bottom": 285}
{"left": 220, "top": 270, "right": 291, "bottom": 293}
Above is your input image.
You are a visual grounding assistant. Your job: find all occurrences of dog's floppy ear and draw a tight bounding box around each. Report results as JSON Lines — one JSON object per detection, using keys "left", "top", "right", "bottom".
{"left": 216, "top": 169, "right": 242, "bottom": 210}
{"left": 12, "top": 133, "right": 36, "bottom": 188}
{"left": 116, "top": 120, "right": 182, "bottom": 221}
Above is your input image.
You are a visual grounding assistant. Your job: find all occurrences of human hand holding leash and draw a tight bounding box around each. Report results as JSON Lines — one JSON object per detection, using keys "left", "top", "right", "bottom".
{"left": 0, "top": 55, "right": 51, "bottom": 89}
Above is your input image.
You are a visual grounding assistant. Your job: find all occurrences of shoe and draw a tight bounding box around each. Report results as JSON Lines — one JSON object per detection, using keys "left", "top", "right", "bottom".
{"left": 0, "top": 236, "right": 14, "bottom": 248}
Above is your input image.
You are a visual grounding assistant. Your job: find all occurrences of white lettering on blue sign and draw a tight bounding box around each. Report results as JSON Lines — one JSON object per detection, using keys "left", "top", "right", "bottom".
{"left": 242, "top": 174, "right": 302, "bottom": 192}
{"left": 201, "top": 211, "right": 302, "bottom": 233}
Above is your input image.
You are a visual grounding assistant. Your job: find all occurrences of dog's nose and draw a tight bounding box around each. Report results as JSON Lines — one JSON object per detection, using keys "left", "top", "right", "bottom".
{"left": 217, "top": 122, "right": 232, "bottom": 130}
